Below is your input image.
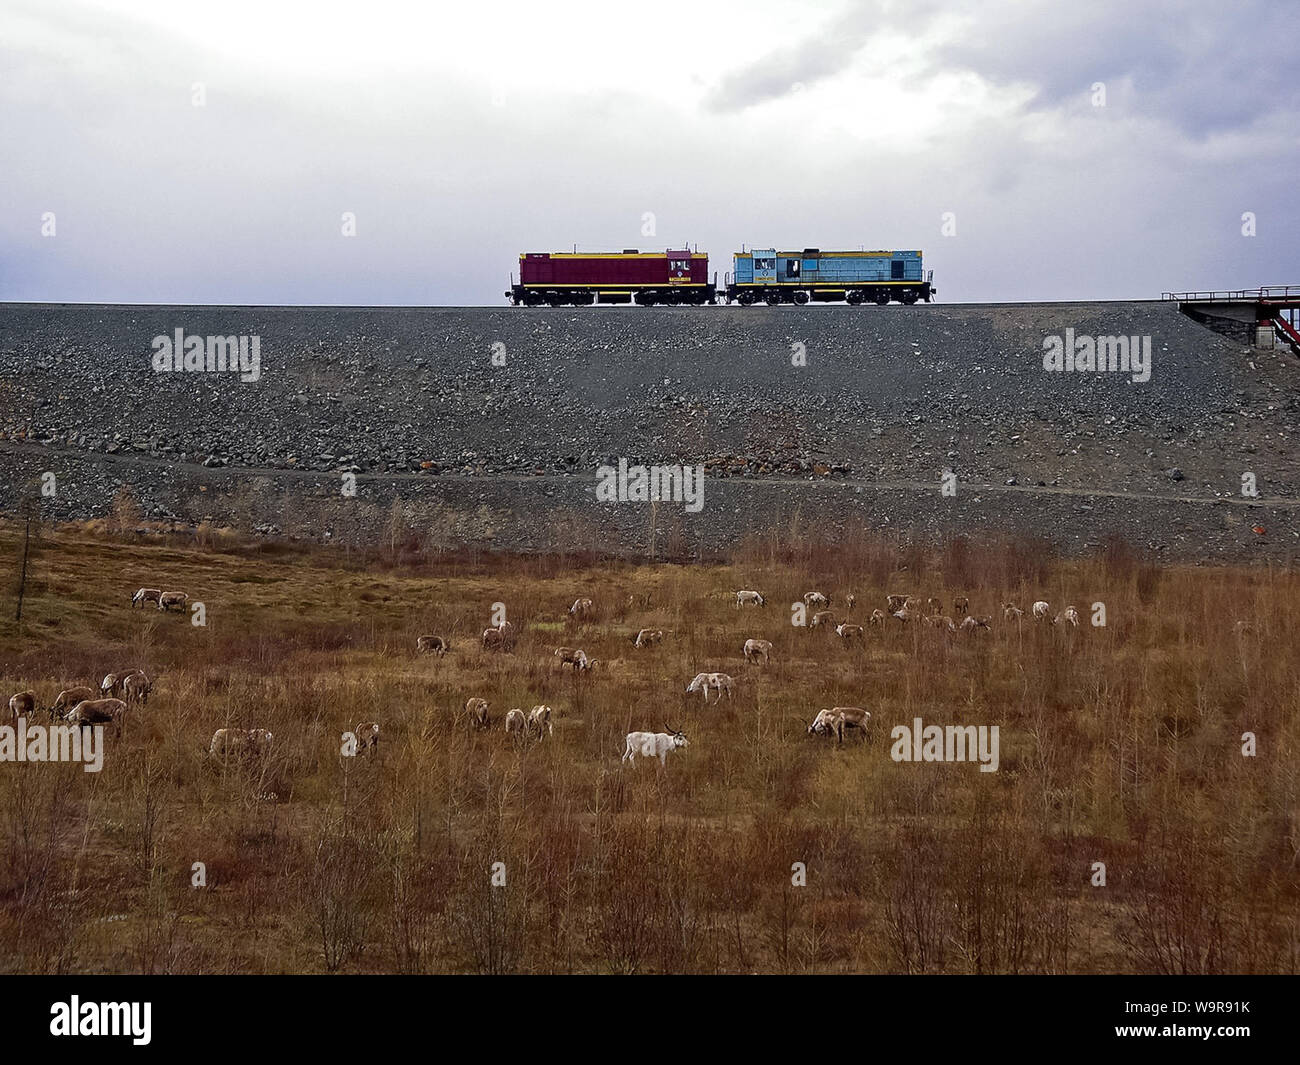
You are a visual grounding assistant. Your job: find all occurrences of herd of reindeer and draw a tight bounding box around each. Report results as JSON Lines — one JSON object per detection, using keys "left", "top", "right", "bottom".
{"left": 2, "top": 583, "right": 1087, "bottom": 771}
{"left": 409, "top": 588, "right": 1086, "bottom": 765}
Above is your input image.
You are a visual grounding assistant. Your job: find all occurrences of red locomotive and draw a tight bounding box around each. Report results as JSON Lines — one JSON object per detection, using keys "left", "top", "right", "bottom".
{"left": 506, "top": 248, "right": 716, "bottom": 306}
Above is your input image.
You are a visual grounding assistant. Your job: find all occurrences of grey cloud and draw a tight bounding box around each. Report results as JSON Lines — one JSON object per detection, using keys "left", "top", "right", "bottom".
{"left": 703, "top": 33, "right": 867, "bottom": 112}
{"left": 932, "top": 0, "right": 1300, "bottom": 138}
{"left": 701, "top": 0, "right": 941, "bottom": 112}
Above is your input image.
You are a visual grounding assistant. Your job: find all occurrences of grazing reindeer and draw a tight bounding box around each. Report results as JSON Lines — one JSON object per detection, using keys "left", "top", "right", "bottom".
{"left": 622, "top": 725, "right": 688, "bottom": 767}
{"left": 465, "top": 697, "right": 490, "bottom": 730}
{"left": 51, "top": 686, "right": 95, "bottom": 720}
{"left": 685, "top": 672, "right": 734, "bottom": 702}
{"left": 7, "top": 691, "right": 36, "bottom": 721}
{"left": 807, "top": 707, "right": 871, "bottom": 744}
{"left": 158, "top": 591, "right": 188, "bottom": 612}
{"left": 101, "top": 670, "right": 143, "bottom": 698}
{"left": 568, "top": 597, "right": 595, "bottom": 618}
{"left": 527, "top": 705, "right": 553, "bottom": 738}
{"left": 122, "top": 672, "right": 152, "bottom": 706}
{"left": 67, "top": 698, "right": 129, "bottom": 738}
{"left": 209, "top": 727, "right": 273, "bottom": 760}
{"left": 554, "top": 647, "right": 591, "bottom": 671}
{"left": 131, "top": 588, "right": 162, "bottom": 609}
{"left": 354, "top": 721, "right": 380, "bottom": 753}
{"left": 481, "top": 621, "right": 516, "bottom": 651}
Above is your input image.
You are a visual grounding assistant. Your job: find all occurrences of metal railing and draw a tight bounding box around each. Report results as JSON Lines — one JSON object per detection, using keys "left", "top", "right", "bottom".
{"left": 1162, "top": 285, "right": 1300, "bottom": 302}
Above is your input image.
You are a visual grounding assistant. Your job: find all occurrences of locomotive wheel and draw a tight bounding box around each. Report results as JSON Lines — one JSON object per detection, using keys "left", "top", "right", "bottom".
{"left": 874, "top": 291, "right": 891, "bottom": 306}
{"left": 766, "top": 291, "right": 783, "bottom": 306}
{"left": 523, "top": 292, "right": 543, "bottom": 307}
{"left": 792, "top": 290, "right": 809, "bottom": 305}
{"left": 637, "top": 292, "right": 657, "bottom": 306}
{"left": 900, "top": 291, "right": 918, "bottom": 305}
{"left": 846, "top": 290, "right": 864, "bottom": 306}
{"left": 667, "top": 289, "right": 683, "bottom": 306}
{"left": 738, "top": 292, "right": 756, "bottom": 306}
{"left": 547, "top": 293, "right": 565, "bottom": 307}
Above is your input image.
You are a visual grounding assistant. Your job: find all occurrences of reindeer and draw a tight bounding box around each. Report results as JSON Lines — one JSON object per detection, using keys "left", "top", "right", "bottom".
{"left": 465, "top": 697, "right": 490, "bottom": 730}
{"left": 554, "top": 647, "right": 590, "bottom": 671}
{"left": 685, "top": 672, "right": 734, "bottom": 702}
{"left": 417, "top": 634, "right": 450, "bottom": 656}
{"left": 634, "top": 628, "right": 664, "bottom": 648}
{"left": 807, "top": 706, "right": 871, "bottom": 744}
{"left": 621, "top": 725, "right": 689, "bottom": 767}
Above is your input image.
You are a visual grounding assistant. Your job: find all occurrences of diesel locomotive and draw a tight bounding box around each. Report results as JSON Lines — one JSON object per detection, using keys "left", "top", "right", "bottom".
{"left": 505, "top": 246, "right": 933, "bottom": 306}
{"left": 727, "top": 248, "right": 934, "bottom": 306}
{"left": 506, "top": 249, "right": 715, "bottom": 306}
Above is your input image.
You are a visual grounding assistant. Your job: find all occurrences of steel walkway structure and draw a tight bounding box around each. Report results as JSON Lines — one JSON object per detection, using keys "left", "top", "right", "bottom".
{"left": 1162, "top": 285, "right": 1300, "bottom": 355}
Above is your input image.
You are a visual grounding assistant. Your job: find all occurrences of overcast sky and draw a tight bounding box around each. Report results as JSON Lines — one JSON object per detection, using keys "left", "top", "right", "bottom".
{"left": 2, "top": 0, "right": 1296, "bottom": 305}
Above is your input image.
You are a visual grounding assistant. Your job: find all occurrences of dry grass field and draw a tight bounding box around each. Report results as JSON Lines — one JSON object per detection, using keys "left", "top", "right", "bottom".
{"left": 1, "top": 518, "right": 1297, "bottom": 974}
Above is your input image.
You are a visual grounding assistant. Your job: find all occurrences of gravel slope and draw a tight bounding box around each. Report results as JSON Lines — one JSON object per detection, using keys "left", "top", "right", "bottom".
{"left": 1, "top": 302, "right": 1297, "bottom": 561}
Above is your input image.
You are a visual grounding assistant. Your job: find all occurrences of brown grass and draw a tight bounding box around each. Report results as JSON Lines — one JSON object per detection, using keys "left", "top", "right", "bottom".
{"left": 0, "top": 520, "right": 1296, "bottom": 973}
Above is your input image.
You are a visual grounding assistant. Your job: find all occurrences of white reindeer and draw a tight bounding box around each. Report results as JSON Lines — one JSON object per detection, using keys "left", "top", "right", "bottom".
{"left": 685, "top": 672, "right": 734, "bottom": 702}
{"left": 807, "top": 706, "right": 871, "bottom": 744}
{"left": 622, "top": 727, "right": 689, "bottom": 767}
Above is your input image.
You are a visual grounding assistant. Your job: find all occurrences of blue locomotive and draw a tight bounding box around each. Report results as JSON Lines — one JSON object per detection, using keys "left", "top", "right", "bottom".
{"left": 724, "top": 248, "right": 935, "bottom": 305}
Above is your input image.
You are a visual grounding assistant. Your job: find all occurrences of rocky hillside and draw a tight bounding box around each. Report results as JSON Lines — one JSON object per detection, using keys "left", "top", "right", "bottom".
{"left": 1, "top": 302, "right": 1297, "bottom": 561}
